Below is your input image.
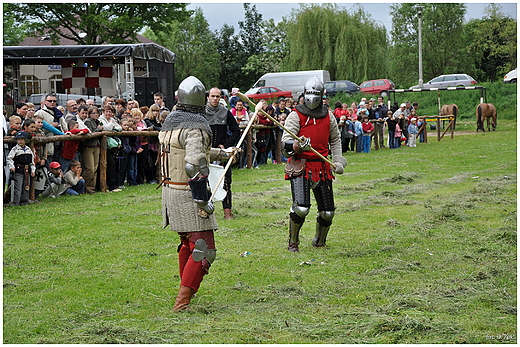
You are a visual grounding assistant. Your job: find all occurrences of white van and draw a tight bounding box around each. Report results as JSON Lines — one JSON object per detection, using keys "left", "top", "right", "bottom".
{"left": 251, "top": 70, "right": 331, "bottom": 100}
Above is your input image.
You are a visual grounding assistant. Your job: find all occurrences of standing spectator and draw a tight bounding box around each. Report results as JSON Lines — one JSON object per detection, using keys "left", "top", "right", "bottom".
{"left": 144, "top": 105, "right": 162, "bottom": 184}
{"left": 385, "top": 110, "right": 397, "bottom": 149}
{"left": 231, "top": 100, "right": 249, "bottom": 126}
{"left": 76, "top": 98, "right": 86, "bottom": 106}
{"left": 205, "top": 87, "right": 241, "bottom": 220}
{"left": 76, "top": 105, "right": 89, "bottom": 130}
{"left": 82, "top": 106, "right": 103, "bottom": 194}
{"left": 114, "top": 99, "right": 127, "bottom": 121}
{"left": 228, "top": 87, "right": 240, "bottom": 109}
{"left": 285, "top": 98, "right": 294, "bottom": 112}
{"left": 153, "top": 92, "right": 170, "bottom": 113}
{"left": 25, "top": 103, "right": 36, "bottom": 120}
{"left": 63, "top": 160, "right": 85, "bottom": 195}
{"left": 131, "top": 108, "right": 148, "bottom": 184}
{"left": 102, "top": 96, "right": 115, "bottom": 107}
{"left": 126, "top": 117, "right": 140, "bottom": 186}
{"left": 116, "top": 118, "right": 133, "bottom": 188}
{"left": 394, "top": 120, "right": 403, "bottom": 148}
{"left": 86, "top": 99, "right": 95, "bottom": 107}
{"left": 127, "top": 99, "right": 139, "bottom": 115}
{"left": 344, "top": 115, "right": 355, "bottom": 152}
{"left": 99, "top": 105, "right": 122, "bottom": 192}
{"left": 12, "top": 102, "right": 29, "bottom": 120}
{"left": 7, "top": 115, "right": 22, "bottom": 137}
{"left": 6, "top": 131, "right": 35, "bottom": 206}
{"left": 354, "top": 115, "right": 363, "bottom": 153}
{"left": 361, "top": 116, "right": 374, "bottom": 153}
{"left": 407, "top": 118, "right": 419, "bottom": 147}
{"left": 64, "top": 99, "right": 78, "bottom": 123}
{"left": 374, "top": 96, "right": 388, "bottom": 148}
{"left": 34, "top": 93, "right": 65, "bottom": 163}
{"left": 255, "top": 103, "right": 274, "bottom": 165}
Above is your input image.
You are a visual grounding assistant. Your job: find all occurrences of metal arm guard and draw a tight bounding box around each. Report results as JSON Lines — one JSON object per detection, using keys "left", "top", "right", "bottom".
{"left": 188, "top": 176, "right": 211, "bottom": 203}
{"left": 282, "top": 139, "right": 296, "bottom": 157}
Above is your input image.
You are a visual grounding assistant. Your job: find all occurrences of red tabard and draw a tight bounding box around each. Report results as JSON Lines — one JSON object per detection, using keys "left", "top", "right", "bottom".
{"left": 285, "top": 110, "right": 334, "bottom": 182}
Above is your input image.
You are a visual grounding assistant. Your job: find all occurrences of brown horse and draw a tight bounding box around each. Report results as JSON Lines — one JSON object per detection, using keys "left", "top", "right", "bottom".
{"left": 476, "top": 103, "right": 497, "bottom": 132}
{"left": 440, "top": 104, "right": 458, "bottom": 128}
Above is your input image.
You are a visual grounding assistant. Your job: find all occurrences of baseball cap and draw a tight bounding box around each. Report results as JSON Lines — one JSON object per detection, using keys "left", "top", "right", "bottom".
{"left": 400, "top": 103, "right": 406, "bottom": 107}
{"left": 14, "top": 131, "right": 29, "bottom": 139}
{"left": 49, "top": 162, "right": 61, "bottom": 169}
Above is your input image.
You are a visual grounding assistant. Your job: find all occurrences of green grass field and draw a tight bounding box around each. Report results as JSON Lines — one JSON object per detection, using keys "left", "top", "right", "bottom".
{"left": 3, "top": 119, "right": 517, "bottom": 344}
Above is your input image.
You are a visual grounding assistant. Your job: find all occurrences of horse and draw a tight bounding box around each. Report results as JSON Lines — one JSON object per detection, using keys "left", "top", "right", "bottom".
{"left": 476, "top": 103, "right": 497, "bottom": 132}
{"left": 440, "top": 104, "right": 458, "bottom": 129}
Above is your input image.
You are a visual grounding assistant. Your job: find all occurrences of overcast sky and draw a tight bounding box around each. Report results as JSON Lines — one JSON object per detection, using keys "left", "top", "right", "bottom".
{"left": 187, "top": 1, "right": 517, "bottom": 33}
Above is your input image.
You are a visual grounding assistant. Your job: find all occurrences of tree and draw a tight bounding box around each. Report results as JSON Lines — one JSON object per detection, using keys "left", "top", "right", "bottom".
{"left": 143, "top": 8, "right": 220, "bottom": 89}
{"left": 282, "top": 4, "right": 388, "bottom": 84}
{"left": 237, "top": 3, "right": 265, "bottom": 88}
{"left": 389, "top": 3, "right": 471, "bottom": 88}
{"left": 3, "top": 3, "right": 31, "bottom": 46}
{"left": 465, "top": 4, "right": 517, "bottom": 82}
{"left": 241, "top": 18, "right": 289, "bottom": 84}
{"left": 7, "top": 3, "right": 191, "bottom": 45}
{"left": 215, "top": 24, "right": 246, "bottom": 90}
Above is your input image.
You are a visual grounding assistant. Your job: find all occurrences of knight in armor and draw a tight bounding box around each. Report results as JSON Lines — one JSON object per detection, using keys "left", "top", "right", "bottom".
{"left": 282, "top": 76, "right": 347, "bottom": 252}
{"left": 159, "top": 76, "right": 234, "bottom": 311}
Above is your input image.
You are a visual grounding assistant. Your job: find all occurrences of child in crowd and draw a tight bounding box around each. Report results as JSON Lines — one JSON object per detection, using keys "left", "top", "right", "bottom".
{"left": 59, "top": 120, "right": 90, "bottom": 173}
{"left": 116, "top": 118, "right": 133, "bottom": 188}
{"left": 6, "top": 131, "right": 35, "bottom": 206}
{"left": 63, "top": 160, "right": 85, "bottom": 195}
{"left": 7, "top": 115, "right": 22, "bottom": 136}
{"left": 354, "top": 115, "right": 363, "bottom": 153}
{"left": 361, "top": 116, "right": 374, "bottom": 153}
{"left": 126, "top": 118, "right": 140, "bottom": 186}
{"left": 407, "top": 118, "right": 419, "bottom": 147}
{"left": 394, "top": 121, "right": 403, "bottom": 148}
{"left": 41, "top": 161, "right": 66, "bottom": 198}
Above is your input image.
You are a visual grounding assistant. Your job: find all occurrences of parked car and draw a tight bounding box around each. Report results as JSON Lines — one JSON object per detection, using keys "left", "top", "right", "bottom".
{"left": 324, "top": 80, "right": 360, "bottom": 97}
{"left": 251, "top": 70, "right": 330, "bottom": 100}
{"left": 359, "top": 79, "right": 395, "bottom": 97}
{"left": 244, "top": 86, "right": 293, "bottom": 102}
{"left": 503, "top": 68, "right": 517, "bottom": 83}
{"left": 410, "top": 74, "right": 477, "bottom": 89}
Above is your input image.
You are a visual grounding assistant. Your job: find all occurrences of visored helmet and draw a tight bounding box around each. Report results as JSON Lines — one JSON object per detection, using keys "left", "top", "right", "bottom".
{"left": 303, "top": 76, "right": 324, "bottom": 110}
{"left": 177, "top": 76, "right": 206, "bottom": 110}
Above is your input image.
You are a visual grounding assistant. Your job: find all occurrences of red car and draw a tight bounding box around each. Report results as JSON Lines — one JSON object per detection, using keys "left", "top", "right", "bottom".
{"left": 245, "top": 86, "right": 293, "bottom": 102}
{"left": 359, "top": 79, "right": 395, "bottom": 97}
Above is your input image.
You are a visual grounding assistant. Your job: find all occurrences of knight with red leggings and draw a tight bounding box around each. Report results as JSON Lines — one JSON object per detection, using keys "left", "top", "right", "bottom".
{"left": 159, "top": 76, "right": 233, "bottom": 311}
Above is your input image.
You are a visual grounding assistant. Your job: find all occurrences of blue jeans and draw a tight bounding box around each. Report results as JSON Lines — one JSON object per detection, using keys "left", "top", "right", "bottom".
{"left": 355, "top": 135, "right": 363, "bottom": 153}
{"left": 362, "top": 135, "right": 371, "bottom": 153}
{"left": 58, "top": 156, "right": 72, "bottom": 174}
{"left": 126, "top": 153, "right": 138, "bottom": 185}
{"left": 388, "top": 131, "right": 395, "bottom": 148}
{"left": 65, "top": 178, "right": 85, "bottom": 195}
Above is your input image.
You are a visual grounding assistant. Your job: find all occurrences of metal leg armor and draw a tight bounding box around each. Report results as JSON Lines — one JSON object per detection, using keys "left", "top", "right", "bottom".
{"left": 288, "top": 176, "right": 311, "bottom": 252}
{"left": 312, "top": 180, "right": 335, "bottom": 247}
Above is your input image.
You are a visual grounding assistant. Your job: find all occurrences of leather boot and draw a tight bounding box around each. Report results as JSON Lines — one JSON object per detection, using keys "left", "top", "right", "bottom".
{"left": 173, "top": 285, "right": 195, "bottom": 311}
{"left": 224, "top": 208, "right": 233, "bottom": 220}
{"left": 288, "top": 218, "right": 302, "bottom": 252}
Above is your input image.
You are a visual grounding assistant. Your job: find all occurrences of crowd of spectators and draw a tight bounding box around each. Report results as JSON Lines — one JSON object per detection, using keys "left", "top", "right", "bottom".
{"left": 3, "top": 93, "right": 168, "bottom": 205}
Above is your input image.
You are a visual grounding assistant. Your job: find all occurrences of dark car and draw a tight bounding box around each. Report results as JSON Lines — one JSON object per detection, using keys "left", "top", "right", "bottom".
{"left": 359, "top": 79, "right": 395, "bottom": 97}
{"left": 324, "top": 80, "right": 360, "bottom": 97}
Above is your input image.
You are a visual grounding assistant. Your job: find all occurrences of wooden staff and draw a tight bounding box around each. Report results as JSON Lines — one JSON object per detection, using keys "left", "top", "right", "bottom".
{"left": 237, "top": 92, "right": 336, "bottom": 169}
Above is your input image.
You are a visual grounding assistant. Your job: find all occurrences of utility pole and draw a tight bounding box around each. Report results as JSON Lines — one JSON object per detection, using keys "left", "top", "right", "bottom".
{"left": 417, "top": 6, "right": 424, "bottom": 88}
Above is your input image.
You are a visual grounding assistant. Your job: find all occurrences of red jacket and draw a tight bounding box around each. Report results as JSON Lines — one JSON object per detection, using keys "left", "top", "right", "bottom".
{"left": 61, "top": 128, "right": 89, "bottom": 160}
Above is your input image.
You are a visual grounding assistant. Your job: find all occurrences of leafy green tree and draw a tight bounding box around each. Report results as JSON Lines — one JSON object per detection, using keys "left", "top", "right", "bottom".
{"left": 215, "top": 24, "right": 246, "bottom": 90}
{"left": 7, "top": 3, "right": 190, "bottom": 45}
{"left": 282, "top": 3, "right": 388, "bottom": 84}
{"left": 237, "top": 3, "right": 265, "bottom": 88}
{"left": 143, "top": 8, "right": 220, "bottom": 89}
{"left": 389, "top": 3, "right": 471, "bottom": 88}
{"left": 241, "top": 18, "right": 289, "bottom": 86}
{"left": 465, "top": 4, "right": 517, "bottom": 82}
{"left": 3, "top": 3, "right": 31, "bottom": 45}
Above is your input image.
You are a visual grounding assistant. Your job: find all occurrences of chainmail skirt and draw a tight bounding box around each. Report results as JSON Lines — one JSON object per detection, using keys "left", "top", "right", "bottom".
{"left": 162, "top": 186, "right": 218, "bottom": 232}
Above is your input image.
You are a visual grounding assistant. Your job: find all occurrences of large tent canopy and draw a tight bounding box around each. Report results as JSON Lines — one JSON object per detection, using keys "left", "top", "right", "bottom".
{"left": 3, "top": 43, "right": 175, "bottom": 64}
